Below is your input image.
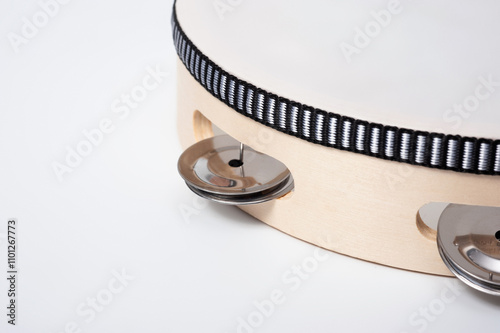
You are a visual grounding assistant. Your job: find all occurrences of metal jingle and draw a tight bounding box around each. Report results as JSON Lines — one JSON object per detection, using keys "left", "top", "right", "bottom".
{"left": 178, "top": 135, "right": 294, "bottom": 205}
{"left": 185, "top": 175, "right": 294, "bottom": 205}
{"left": 437, "top": 204, "right": 500, "bottom": 296}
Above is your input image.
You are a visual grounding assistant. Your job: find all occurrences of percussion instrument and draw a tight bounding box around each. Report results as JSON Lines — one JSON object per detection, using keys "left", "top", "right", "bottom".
{"left": 173, "top": 0, "right": 500, "bottom": 295}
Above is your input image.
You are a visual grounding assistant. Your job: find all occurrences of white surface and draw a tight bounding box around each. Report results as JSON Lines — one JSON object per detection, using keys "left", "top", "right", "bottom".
{"left": 0, "top": 1, "right": 499, "bottom": 333}
{"left": 178, "top": 0, "right": 500, "bottom": 139}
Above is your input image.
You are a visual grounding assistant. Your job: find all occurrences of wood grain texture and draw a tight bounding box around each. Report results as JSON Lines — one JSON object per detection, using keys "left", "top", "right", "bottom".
{"left": 176, "top": 60, "right": 500, "bottom": 276}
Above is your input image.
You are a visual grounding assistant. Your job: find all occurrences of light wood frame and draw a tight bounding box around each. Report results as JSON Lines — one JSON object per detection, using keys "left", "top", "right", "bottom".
{"left": 177, "top": 60, "right": 500, "bottom": 276}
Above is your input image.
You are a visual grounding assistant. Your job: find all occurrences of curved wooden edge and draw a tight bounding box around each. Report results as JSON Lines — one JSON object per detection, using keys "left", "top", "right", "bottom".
{"left": 416, "top": 211, "right": 438, "bottom": 241}
{"left": 176, "top": 60, "right": 500, "bottom": 276}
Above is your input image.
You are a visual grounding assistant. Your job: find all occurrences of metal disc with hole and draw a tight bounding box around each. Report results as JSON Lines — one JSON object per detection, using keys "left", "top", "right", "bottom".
{"left": 178, "top": 135, "right": 294, "bottom": 205}
{"left": 437, "top": 204, "right": 500, "bottom": 296}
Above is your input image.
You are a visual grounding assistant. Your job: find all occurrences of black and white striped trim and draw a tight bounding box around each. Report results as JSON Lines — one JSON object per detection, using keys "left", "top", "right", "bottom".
{"left": 171, "top": 6, "right": 500, "bottom": 176}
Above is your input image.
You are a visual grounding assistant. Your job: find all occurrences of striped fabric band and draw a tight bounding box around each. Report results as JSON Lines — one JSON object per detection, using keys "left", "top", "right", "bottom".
{"left": 171, "top": 6, "right": 500, "bottom": 176}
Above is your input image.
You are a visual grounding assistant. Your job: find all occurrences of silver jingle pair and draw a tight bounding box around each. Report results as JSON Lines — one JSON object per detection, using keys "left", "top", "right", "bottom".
{"left": 438, "top": 204, "right": 500, "bottom": 296}
{"left": 178, "top": 135, "right": 294, "bottom": 205}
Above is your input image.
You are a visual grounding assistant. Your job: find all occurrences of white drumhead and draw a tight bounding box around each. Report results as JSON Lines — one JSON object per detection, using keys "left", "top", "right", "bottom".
{"left": 176, "top": 0, "right": 500, "bottom": 139}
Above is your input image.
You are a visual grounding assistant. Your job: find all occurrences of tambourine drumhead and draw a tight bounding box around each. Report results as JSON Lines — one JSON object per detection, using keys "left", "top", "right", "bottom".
{"left": 176, "top": 0, "right": 500, "bottom": 140}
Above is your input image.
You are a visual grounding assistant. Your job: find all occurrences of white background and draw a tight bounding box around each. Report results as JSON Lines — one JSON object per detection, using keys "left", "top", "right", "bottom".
{"left": 0, "top": 1, "right": 499, "bottom": 333}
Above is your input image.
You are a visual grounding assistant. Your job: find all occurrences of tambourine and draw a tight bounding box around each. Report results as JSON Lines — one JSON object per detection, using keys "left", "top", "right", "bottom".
{"left": 173, "top": 0, "right": 500, "bottom": 295}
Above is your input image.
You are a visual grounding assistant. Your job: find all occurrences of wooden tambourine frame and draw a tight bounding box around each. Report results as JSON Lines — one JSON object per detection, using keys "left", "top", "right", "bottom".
{"left": 177, "top": 60, "right": 500, "bottom": 276}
